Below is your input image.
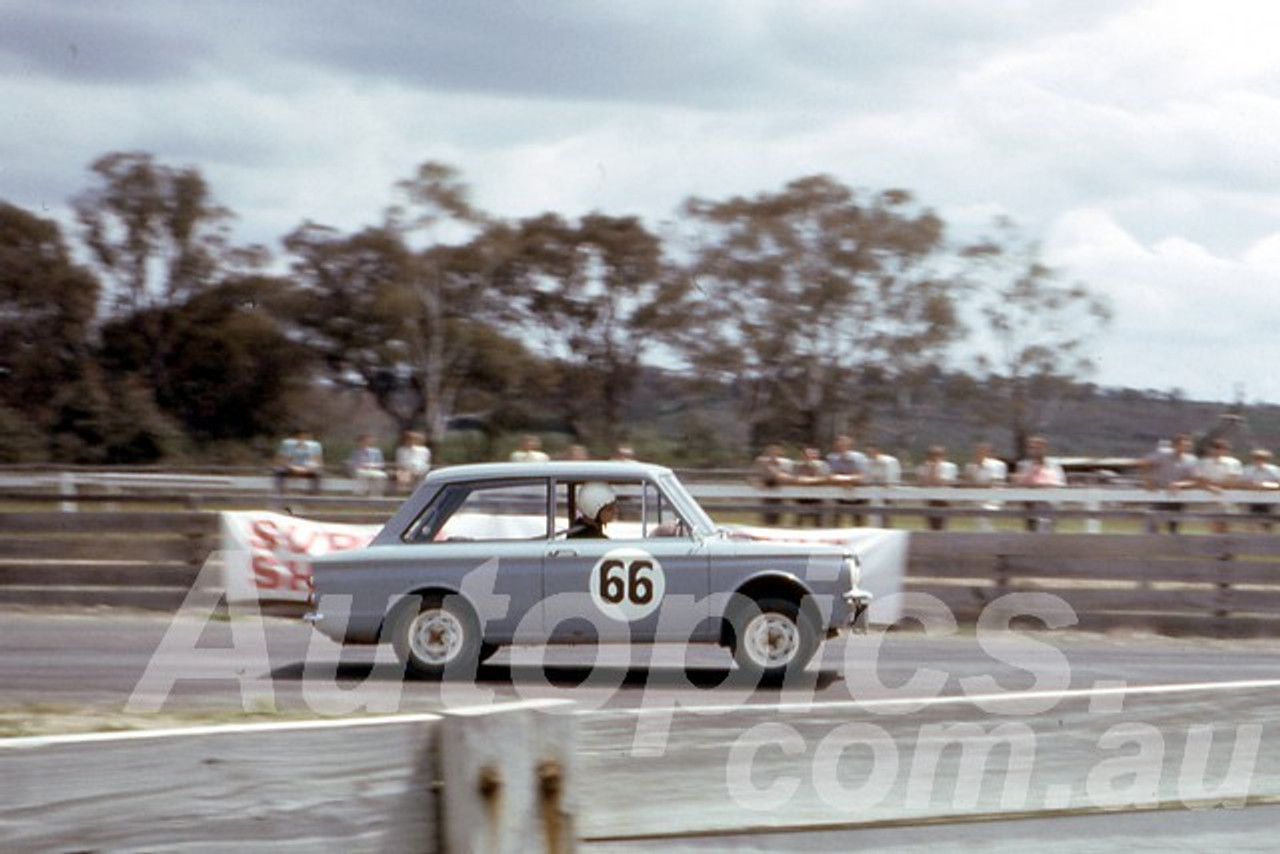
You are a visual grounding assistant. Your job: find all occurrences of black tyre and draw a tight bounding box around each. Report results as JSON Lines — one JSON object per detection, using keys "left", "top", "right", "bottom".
{"left": 730, "top": 596, "right": 819, "bottom": 683}
{"left": 391, "top": 593, "right": 482, "bottom": 679}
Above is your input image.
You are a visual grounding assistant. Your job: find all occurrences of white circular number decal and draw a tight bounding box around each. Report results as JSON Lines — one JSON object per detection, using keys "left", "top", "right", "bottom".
{"left": 589, "top": 548, "right": 665, "bottom": 621}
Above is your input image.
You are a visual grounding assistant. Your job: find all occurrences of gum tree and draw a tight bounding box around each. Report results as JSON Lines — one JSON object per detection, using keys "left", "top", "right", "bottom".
{"left": 964, "top": 217, "right": 1112, "bottom": 457}
{"left": 670, "top": 175, "right": 962, "bottom": 447}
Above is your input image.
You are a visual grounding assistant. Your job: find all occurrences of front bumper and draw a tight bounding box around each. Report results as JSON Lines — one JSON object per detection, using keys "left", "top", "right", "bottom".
{"left": 843, "top": 588, "right": 873, "bottom": 631}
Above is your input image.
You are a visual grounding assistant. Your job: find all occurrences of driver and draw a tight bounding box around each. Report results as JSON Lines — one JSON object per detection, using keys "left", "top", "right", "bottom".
{"left": 568, "top": 482, "right": 617, "bottom": 539}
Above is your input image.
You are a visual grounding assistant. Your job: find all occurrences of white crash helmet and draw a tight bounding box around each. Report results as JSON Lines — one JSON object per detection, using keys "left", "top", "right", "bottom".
{"left": 577, "top": 482, "right": 617, "bottom": 519}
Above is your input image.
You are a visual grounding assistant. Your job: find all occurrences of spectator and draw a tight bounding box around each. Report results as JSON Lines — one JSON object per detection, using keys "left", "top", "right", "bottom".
{"left": 1197, "top": 439, "right": 1242, "bottom": 490}
{"left": 865, "top": 444, "right": 902, "bottom": 485}
{"left": 827, "top": 434, "right": 868, "bottom": 526}
{"left": 565, "top": 443, "right": 591, "bottom": 460}
{"left": 348, "top": 433, "right": 388, "bottom": 496}
{"left": 273, "top": 429, "right": 324, "bottom": 494}
{"left": 1013, "top": 436, "right": 1065, "bottom": 531}
{"left": 393, "top": 430, "right": 431, "bottom": 492}
{"left": 510, "top": 435, "right": 551, "bottom": 463}
{"left": 916, "top": 445, "right": 958, "bottom": 531}
{"left": 962, "top": 442, "right": 1008, "bottom": 531}
{"left": 750, "top": 442, "right": 795, "bottom": 526}
{"left": 1241, "top": 448, "right": 1280, "bottom": 531}
{"left": 794, "top": 445, "right": 833, "bottom": 527}
{"left": 964, "top": 442, "right": 1009, "bottom": 486}
{"left": 611, "top": 444, "right": 637, "bottom": 462}
{"left": 1197, "top": 438, "right": 1243, "bottom": 533}
{"left": 1142, "top": 434, "right": 1198, "bottom": 533}
{"left": 865, "top": 444, "right": 901, "bottom": 528}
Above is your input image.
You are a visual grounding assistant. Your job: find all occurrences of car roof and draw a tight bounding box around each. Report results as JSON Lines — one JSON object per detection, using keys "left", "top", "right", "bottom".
{"left": 423, "top": 460, "right": 675, "bottom": 484}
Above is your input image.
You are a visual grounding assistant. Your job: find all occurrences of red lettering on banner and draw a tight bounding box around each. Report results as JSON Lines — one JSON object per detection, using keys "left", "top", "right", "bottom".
{"left": 250, "top": 518, "right": 282, "bottom": 550}
{"left": 252, "top": 554, "right": 283, "bottom": 590}
{"left": 286, "top": 527, "right": 318, "bottom": 554}
{"left": 326, "top": 532, "right": 365, "bottom": 553}
{"left": 287, "top": 559, "right": 313, "bottom": 591}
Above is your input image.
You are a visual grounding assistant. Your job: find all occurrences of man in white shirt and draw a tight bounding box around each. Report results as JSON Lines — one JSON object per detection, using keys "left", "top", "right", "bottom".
{"left": 1241, "top": 448, "right": 1280, "bottom": 531}
{"left": 394, "top": 430, "right": 432, "bottom": 492}
{"left": 916, "top": 445, "right": 958, "bottom": 530}
{"left": 1198, "top": 439, "right": 1243, "bottom": 533}
{"left": 510, "top": 435, "right": 551, "bottom": 463}
{"left": 962, "top": 442, "right": 1008, "bottom": 531}
{"left": 865, "top": 444, "right": 901, "bottom": 528}
{"left": 1013, "top": 436, "right": 1065, "bottom": 532}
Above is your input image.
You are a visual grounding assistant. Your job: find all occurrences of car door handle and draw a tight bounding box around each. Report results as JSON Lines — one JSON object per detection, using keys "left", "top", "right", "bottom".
{"left": 548, "top": 548, "right": 578, "bottom": 558}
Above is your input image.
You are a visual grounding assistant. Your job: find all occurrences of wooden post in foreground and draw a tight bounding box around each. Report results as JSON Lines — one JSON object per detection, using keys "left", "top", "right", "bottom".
{"left": 438, "top": 703, "right": 578, "bottom": 854}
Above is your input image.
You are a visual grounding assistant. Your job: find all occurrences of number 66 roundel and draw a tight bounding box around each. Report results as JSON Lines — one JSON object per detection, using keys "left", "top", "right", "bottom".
{"left": 589, "top": 548, "right": 667, "bottom": 621}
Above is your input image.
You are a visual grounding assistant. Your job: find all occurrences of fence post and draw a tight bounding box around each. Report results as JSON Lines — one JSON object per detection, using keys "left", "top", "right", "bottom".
{"left": 1213, "top": 542, "right": 1233, "bottom": 638}
{"left": 1084, "top": 498, "right": 1102, "bottom": 534}
{"left": 437, "top": 702, "right": 577, "bottom": 854}
{"left": 58, "top": 471, "right": 77, "bottom": 513}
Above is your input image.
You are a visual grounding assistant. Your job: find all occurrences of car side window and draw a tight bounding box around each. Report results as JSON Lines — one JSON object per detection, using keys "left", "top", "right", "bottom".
{"left": 403, "top": 479, "right": 549, "bottom": 543}
{"left": 553, "top": 479, "right": 692, "bottom": 540}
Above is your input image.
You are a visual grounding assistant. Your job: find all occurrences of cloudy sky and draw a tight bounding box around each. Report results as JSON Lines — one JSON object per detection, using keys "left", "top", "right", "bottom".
{"left": 4, "top": 0, "right": 1280, "bottom": 403}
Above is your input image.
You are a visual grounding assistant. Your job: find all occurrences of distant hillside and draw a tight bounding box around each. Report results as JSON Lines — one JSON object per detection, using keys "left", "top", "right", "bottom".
{"left": 619, "top": 370, "right": 1280, "bottom": 466}
{"left": 900, "top": 388, "right": 1280, "bottom": 461}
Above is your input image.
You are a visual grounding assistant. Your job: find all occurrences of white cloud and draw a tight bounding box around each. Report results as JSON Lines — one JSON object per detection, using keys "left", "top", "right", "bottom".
{"left": 4, "top": 0, "right": 1280, "bottom": 403}
{"left": 1045, "top": 207, "right": 1280, "bottom": 401}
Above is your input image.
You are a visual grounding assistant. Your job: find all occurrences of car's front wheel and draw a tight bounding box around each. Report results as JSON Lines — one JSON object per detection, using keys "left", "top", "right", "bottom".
{"left": 731, "top": 596, "right": 819, "bottom": 683}
{"left": 391, "top": 594, "right": 481, "bottom": 679}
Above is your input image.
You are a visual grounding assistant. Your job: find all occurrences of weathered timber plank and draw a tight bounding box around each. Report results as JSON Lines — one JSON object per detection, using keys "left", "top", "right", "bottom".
{"left": 0, "top": 719, "right": 440, "bottom": 854}
{"left": 0, "top": 538, "right": 202, "bottom": 563}
{"left": 0, "top": 511, "right": 219, "bottom": 536}
{"left": 997, "top": 555, "right": 1254, "bottom": 584}
{"left": 1008, "top": 585, "right": 1219, "bottom": 616}
{"left": 0, "top": 586, "right": 193, "bottom": 610}
{"left": 908, "top": 532, "right": 1280, "bottom": 559}
{"left": 0, "top": 563, "right": 201, "bottom": 587}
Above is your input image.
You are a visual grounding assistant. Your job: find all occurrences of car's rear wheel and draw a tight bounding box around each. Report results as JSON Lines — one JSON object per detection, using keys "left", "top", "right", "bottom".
{"left": 731, "top": 596, "right": 819, "bottom": 683}
{"left": 392, "top": 594, "right": 481, "bottom": 679}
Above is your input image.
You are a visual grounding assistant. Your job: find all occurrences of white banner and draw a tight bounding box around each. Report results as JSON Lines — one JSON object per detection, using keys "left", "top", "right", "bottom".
{"left": 726, "top": 526, "right": 909, "bottom": 624}
{"left": 220, "top": 512, "right": 380, "bottom": 605}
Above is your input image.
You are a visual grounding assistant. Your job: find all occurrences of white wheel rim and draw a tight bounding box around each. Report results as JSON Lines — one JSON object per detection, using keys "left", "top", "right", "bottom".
{"left": 407, "top": 609, "right": 465, "bottom": 665}
{"left": 742, "top": 612, "right": 801, "bottom": 668}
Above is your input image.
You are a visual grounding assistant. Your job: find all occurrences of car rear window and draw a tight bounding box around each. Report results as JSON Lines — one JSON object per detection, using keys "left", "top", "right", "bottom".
{"left": 402, "top": 479, "right": 549, "bottom": 542}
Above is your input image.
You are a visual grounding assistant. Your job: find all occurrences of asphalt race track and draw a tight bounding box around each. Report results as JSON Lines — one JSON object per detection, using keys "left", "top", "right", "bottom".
{"left": 3, "top": 607, "right": 1280, "bottom": 850}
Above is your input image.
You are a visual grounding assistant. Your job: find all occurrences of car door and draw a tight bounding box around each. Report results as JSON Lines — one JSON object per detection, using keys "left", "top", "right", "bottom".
{"left": 543, "top": 478, "right": 709, "bottom": 644}
{"left": 399, "top": 477, "right": 550, "bottom": 643}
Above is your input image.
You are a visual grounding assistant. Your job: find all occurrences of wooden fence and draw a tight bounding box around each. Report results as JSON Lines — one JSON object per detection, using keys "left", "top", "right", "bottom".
{"left": 0, "top": 702, "right": 576, "bottom": 854}
{"left": 907, "top": 531, "right": 1280, "bottom": 638}
{"left": 4, "top": 500, "right": 1280, "bottom": 635}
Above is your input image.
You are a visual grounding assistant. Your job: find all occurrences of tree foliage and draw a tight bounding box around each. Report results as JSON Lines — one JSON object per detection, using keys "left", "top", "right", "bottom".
{"left": 283, "top": 163, "right": 534, "bottom": 439}
{"left": 72, "top": 151, "right": 255, "bottom": 314}
{"left": 964, "top": 218, "right": 1113, "bottom": 456}
{"left": 98, "top": 276, "right": 306, "bottom": 441}
{"left": 0, "top": 203, "right": 99, "bottom": 415}
{"left": 501, "top": 212, "right": 687, "bottom": 446}
{"left": 670, "top": 175, "right": 962, "bottom": 446}
{"left": 0, "top": 153, "right": 1123, "bottom": 465}
{"left": 0, "top": 202, "right": 103, "bottom": 458}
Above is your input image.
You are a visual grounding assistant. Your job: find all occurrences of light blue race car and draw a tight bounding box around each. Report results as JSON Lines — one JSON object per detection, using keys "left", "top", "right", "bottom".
{"left": 306, "top": 460, "right": 870, "bottom": 682}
